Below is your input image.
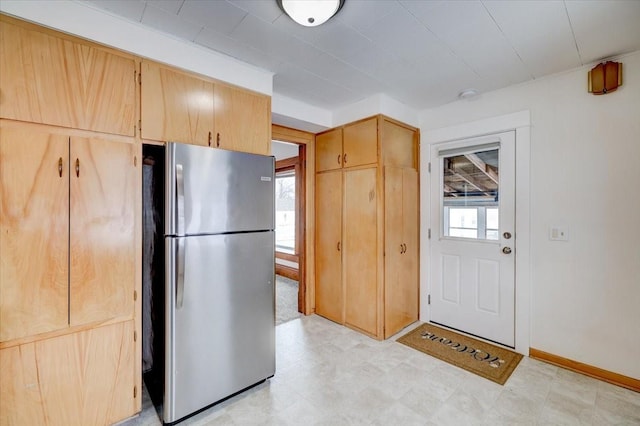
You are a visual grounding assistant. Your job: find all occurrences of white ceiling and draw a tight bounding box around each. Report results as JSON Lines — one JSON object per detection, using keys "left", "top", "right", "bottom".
{"left": 83, "top": 0, "right": 640, "bottom": 111}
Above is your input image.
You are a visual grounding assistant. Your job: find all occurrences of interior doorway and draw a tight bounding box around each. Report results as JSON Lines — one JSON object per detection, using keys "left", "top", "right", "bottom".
{"left": 271, "top": 124, "right": 316, "bottom": 318}
{"left": 273, "top": 141, "right": 304, "bottom": 325}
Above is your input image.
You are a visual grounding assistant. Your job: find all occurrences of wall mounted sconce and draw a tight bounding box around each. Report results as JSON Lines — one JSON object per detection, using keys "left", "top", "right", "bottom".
{"left": 277, "top": 0, "right": 345, "bottom": 27}
{"left": 588, "top": 61, "right": 623, "bottom": 95}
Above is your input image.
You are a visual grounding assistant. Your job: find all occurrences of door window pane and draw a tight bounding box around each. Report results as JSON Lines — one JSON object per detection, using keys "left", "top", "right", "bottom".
{"left": 275, "top": 171, "right": 295, "bottom": 253}
{"left": 442, "top": 148, "right": 499, "bottom": 240}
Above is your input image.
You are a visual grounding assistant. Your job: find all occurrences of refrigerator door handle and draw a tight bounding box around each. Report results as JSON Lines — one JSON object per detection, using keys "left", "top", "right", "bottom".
{"left": 177, "top": 237, "right": 185, "bottom": 309}
{"left": 176, "top": 163, "right": 185, "bottom": 236}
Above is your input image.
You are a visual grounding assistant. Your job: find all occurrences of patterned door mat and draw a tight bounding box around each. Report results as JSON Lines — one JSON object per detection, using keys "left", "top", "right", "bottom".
{"left": 397, "top": 323, "right": 522, "bottom": 385}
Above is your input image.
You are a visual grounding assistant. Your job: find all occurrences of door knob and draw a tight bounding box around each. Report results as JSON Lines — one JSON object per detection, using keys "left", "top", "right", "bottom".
{"left": 502, "top": 247, "right": 512, "bottom": 254}
{"left": 503, "top": 232, "right": 512, "bottom": 239}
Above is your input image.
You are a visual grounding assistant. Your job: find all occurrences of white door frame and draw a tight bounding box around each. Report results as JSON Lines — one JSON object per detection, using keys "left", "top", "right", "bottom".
{"left": 421, "top": 111, "right": 531, "bottom": 356}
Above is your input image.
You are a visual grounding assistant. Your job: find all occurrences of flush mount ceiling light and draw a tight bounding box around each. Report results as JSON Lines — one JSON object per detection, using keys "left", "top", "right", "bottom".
{"left": 458, "top": 89, "right": 479, "bottom": 100}
{"left": 277, "top": 0, "right": 345, "bottom": 27}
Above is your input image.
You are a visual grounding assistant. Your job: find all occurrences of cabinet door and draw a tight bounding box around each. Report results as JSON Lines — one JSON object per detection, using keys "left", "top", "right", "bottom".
{"left": 381, "top": 119, "right": 417, "bottom": 168}
{"left": 0, "top": 126, "right": 69, "bottom": 342}
{"left": 401, "top": 168, "right": 419, "bottom": 325}
{"left": 384, "top": 167, "right": 419, "bottom": 337}
{"left": 0, "top": 321, "right": 136, "bottom": 426}
{"left": 214, "top": 84, "right": 271, "bottom": 155}
{"left": 69, "top": 137, "right": 136, "bottom": 326}
{"left": 315, "top": 171, "right": 344, "bottom": 323}
{"left": 316, "top": 128, "right": 343, "bottom": 172}
{"left": 0, "top": 21, "right": 136, "bottom": 136}
{"left": 344, "top": 167, "right": 378, "bottom": 335}
{"left": 343, "top": 117, "right": 377, "bottom": 168}
{"left": 141, "top": 61, "right": 214, "bottom": 145}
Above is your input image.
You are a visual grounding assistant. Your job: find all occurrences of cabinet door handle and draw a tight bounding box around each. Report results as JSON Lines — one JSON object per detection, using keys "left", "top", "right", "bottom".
{"left": 208, "top": 131, "right": 212, "bottom": 147}
{"left": 58, "top": 157, "right": 63, "bottom": 177}
{"left": 337, "top": 154, "right": 341, "bottom": 164}
{"left": 343, "top": 153, "right": 347, "bottom": 164}
{"left": 403, "top": 243, "right": 407, "bottom": 253}
{"left": 75, "top": 158, "right": 80, "bottom": 178}
{"left": 399, "top": 244, "right": 403, "bottom": 253}
{"left": 337, "top": 241, "right": 341, "bottom": 251}
{"left": 216, "top": 133, "right": 220, "bottom": 147}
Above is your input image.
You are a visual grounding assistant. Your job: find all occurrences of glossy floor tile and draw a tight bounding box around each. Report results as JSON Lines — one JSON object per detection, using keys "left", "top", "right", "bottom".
{"left": 121, "top": 315, "right": 640, "bottom": 425}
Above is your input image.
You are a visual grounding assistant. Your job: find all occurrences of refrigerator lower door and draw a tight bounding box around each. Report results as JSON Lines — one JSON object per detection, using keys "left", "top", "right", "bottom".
{"left": 164, "top": 232, "right": 275, "bottom": 424}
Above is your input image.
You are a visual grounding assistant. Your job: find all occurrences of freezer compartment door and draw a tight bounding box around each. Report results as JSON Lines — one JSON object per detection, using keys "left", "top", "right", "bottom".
{"left": 165, "top": 142, "right": 275, "bottom": 236}
{"left": 164, "top": 232, "right": 275, "bottom": 423}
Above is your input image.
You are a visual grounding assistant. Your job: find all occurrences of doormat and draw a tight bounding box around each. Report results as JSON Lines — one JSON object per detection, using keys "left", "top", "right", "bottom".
{"left": 397, "top": 323, "right": 522, "bottom": 385}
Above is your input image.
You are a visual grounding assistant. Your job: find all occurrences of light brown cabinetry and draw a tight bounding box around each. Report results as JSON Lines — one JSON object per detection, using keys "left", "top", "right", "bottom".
{"left": 0, "top": 129, "right": 69, "bottom": 341}
{"left": 315, "top": 117, "right": 378, "bottom": 172}
{"left": 141, "top": 61, "right": 271, "bottom": 155}
{"left": 315, "top": 171, "right": 343, "bottom": 323}
{"left": 214, "top": 83, "right": 271, "bottom": 155}
{"left": 343, "top": 167, "right": 378, "bottom": 335}
{"left": 0, "top": 19, "right": 136, "bottom": 136}
{"left": 0, "top": 125, "right": 136, "bottom": 341}
{"left": 314, "top": 115, "right": 419, "bottom": 339}
{"left": 0, "top": 123, "right": 138, "bottom": 424}
{"left": 384, "top": 167, "right": 419, "bottom": 338}
{"left": 0, "top": 320, "right": 136, "bottom": 426}
{"left": 141, "top": 61, "right": 214, "bottom": 146}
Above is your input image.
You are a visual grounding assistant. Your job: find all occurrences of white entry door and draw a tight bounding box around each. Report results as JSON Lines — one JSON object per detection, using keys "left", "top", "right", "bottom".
{"left": 430, "top": 131, "right": 516, "bottom": 347}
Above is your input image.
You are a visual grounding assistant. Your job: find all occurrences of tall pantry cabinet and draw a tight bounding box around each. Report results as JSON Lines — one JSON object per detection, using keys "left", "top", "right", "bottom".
{"left": 315, "top": 116, "right": 419, "bottom": 339}
{"left": 0, "top": 16, "right": 139, "bottom": 425}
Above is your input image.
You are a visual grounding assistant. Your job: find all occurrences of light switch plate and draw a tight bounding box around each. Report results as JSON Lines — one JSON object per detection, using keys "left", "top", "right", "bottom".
{"left": 549, "top": 226, "right": 569, "bottom": 241}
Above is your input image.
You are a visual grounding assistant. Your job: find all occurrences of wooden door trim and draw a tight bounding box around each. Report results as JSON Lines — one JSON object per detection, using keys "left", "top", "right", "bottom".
{"left": 272, "top": 124, "right": 314, "bottom": 315}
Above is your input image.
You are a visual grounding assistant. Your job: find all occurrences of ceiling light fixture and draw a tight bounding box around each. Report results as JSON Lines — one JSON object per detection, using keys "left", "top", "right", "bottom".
{"left": 277, "top": 0, "right": 345, "bottom": 27}
{"left": 458, "top": 89, "right": 479, "bottom": 100}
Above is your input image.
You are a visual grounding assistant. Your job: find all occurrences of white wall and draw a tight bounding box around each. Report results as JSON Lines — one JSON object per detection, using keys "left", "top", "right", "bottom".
{"left": 420, "top": 50, "right": 640, "bottom": 379}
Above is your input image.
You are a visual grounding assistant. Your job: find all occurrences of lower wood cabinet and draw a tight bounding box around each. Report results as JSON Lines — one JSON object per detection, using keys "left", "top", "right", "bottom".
{"left": 315, "top": 171, "right": 343, "bottom": 323}
{"left": 0, "top": 321, "right": 136, "bottom": 426}
{"left": 343, "top": 167, "right": 378, "bottom": 335}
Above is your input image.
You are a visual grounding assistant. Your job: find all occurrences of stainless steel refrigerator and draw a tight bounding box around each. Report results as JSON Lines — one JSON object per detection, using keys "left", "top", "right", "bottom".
{"left": 155, "top": 142, "right": 275, "bottom": 424}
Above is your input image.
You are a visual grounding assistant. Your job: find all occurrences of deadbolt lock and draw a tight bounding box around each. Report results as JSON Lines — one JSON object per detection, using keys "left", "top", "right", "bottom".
{"left": 503, "top": 232, "right": 512, "bottom": 239}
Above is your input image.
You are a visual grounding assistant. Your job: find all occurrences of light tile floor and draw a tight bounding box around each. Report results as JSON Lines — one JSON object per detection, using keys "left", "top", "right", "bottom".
{"left": 123, "top": 315, "right": 640, "bottom": 425}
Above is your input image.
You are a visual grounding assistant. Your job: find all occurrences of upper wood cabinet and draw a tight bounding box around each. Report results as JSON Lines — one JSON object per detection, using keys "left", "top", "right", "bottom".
{"left": 141, "top": 60, "right": 214, "bottom": 146}
{"left": 316, "top": 128, "right": 343, "bottom": 172}
{"left": 0, "top": 19, "right": 136, "bottom": 136}
{"left": 140, "top": 61, "right": 271, "bottom": 155}
{"left": 0, "top": 124, "right": 137, "bottom": 342}
{"left": 381, "top": 119, "right": 418, "bottom": 169}
{"left": 343, "top": 118, "right": 378, "bottom": 168}
{"left": 316, "top": 118, "right": 379, "bottom": 172}
{"left": 214, "top": 84, "right": 271, "bottom": 155}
